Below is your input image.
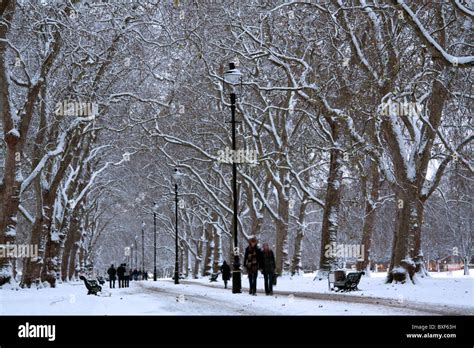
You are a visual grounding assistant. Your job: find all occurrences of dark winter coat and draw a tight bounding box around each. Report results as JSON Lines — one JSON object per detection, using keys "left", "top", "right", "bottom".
{"left": 261, "top": 250, "right": 276, "bottom": 274}
{"left": 123, "top": 266, "right": 129, "bottom": 279}
{"left": 116, "top": 265, "right": 125, "bottom": 278}
{"left": 220, "top": 262, "right": 231, "bottom": 281}
{"left": 107, "top": 266, "right": 117, "bottom": 280}
{"left": 244, "top": 246, "right": 263, "bottom": 274}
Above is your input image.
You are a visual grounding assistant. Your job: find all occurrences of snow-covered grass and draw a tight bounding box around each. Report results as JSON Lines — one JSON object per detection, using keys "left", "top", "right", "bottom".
{"left": 189, "top": 270, "right": 474, "bottom": 312}
{"left": 0, "top": 279, "right": 418, "bottom": 316}
{"left": 0, "top": 271, "right": 471, "bottom": 315}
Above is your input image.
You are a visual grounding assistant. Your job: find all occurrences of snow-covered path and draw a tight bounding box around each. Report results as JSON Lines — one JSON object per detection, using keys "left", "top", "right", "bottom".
{"left": 0, "top": 279, "right": 445, "bottom": 315}
{"left": 135, "top": 280, "right": 426, "bottom": 315}
{"left": 176, "top": 279, "right": 473, "bottom": 316}
{"left": 2, "top": 271, "right": 471, "bottom": 315}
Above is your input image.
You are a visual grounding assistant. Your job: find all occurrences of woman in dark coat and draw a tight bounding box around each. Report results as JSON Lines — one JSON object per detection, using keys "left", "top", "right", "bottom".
{"left": 261, "top": 243, "right": 276, "bottom": 295}
{"left": 244, "top": 237, "right": 262, "bottom": 295}
{"left": 116, "top": 264, "right": 125, "bottom": 288}
{"left": 107, "top": 264, "right": 116, "bottom": 288}
{"left": 220, "top": 261, "right": 231, "bottom": 289}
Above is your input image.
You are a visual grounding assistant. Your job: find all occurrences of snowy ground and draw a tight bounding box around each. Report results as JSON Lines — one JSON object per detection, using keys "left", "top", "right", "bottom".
{"left": 0, "top": 271, "right": 472, "bottom": 315}
{"left": 186, "top": 270, "right": 474, "bottom": 315}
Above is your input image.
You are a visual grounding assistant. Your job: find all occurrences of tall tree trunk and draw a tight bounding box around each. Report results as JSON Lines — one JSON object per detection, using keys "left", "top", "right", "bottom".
{"left": 20, "top": 213, "right": 48, "bottom": 287}
{"left": 184, "top": 245, "right": 189, "bottom": 278}
{"left": 464, "top": 256, "right": 470, "bottom": 276}
{"left": 413, "top": 200, "right": 428, "bottom": 277}
{"left": 0, "top": 0, "right": 18, "bottom": 286}
{"left": 193, "top": 231, "right": 203, "bottom": 279}
{"left": 67, "top": 230, "right": 81, "bottom": 282}
{"left": 179, "top": 241, "right": 185, "bottom": 276}
{"left": 0, "top": 132, "right": 22, "bottom": 285}
{"left": 357, "top": 162, "right": 380, "bottom": 273}
{"left": 78, "top": 242, "right": 85, "bottom": 277}
{"left": 60, "top": 206, "right": 80, "bottom": 281}
{"left": 274, "top": 170, "right": 290, "bottom": 275}
{"left": 291, "top": 196, "right": 308, "bottom": 275}
{"left": 212, "top": 230, "right": 221, "bottom": 273}
{"left": 386, "top": 188, "right": 418, "bottom": 283}
{"left": 202, "top": 223, "right": 214, "bottom": 276}
{"left": 318, "top": 120, "right": 342, "bottom": 278}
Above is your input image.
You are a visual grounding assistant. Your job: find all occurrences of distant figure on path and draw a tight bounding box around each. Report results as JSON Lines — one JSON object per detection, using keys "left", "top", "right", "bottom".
{"left": 107, "top": 264, "right": 116, "bottom": 288}
{"left": 261, "top": 243, "right": 276, "bottom": 295}
{"left": 117, "top": 263, "right": 125, "bottom": 288}
{"left": 124, "top": 264, "right": 130, "bottom": 287}
{"left": 133, "top": 269, "right": 139, "bottom": 281}
{"left": 143, "top": 270, "right": 148, "bottom": 281}
{"left": 220, "top": 261, "right": 231, "bottom": 289}
{"left": 244, "top": 237, "right": 262, "bottom": 295}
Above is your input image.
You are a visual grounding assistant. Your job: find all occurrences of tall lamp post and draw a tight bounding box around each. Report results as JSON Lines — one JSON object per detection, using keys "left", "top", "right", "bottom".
{"left": 141, "top": 221, "right": 145, "bottom": 278}
{"left": 134, "top": 236, "right": 138, "bottom": 272}
{"left": 153, "top": 203, "right": 158, "bottom": 281}
{"left": 172, "top": 168, "right": 184, "bottom": 285}
{"left": 224, "top": 62, "right": 242, "bottom": 294}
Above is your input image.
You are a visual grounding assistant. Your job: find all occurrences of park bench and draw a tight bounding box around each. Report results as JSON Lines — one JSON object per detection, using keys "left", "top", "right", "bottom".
{"left": 328, "top": 270, "right": 364, "bottom": 292}
{"left": 209, "top": 273, "right": 219, "bottom": 282}
{"left": 79, "top": 275, "right": 102, "bottom": 295}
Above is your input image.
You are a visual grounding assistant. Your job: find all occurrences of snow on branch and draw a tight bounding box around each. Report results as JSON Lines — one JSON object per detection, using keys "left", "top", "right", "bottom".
{"left": 421, "top": 133, "right": 474, "bottom": 199}
{"left": 18, "top": 204, "right": 34, "bottom": 224}
{"left": 108, "top": 92, "right": 170, "bottom": 108}
{"left": 397, "top": 0, "right": 474, "bottom": 67}
{"left": 454, "top": 0, "right": 474, "bottom": 16}
{"left": 68, "top": 152, "right": 137, "bottom": 211}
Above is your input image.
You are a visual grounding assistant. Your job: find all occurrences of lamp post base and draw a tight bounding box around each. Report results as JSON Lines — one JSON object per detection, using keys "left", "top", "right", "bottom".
{"left": 153, "top": 268, "right": 157, "bottom": 281}
{"left": 232, "top": 255, "right": 242, "bottom": 293}
{"left": 174, "top": 270, "right": 180, "bottom": 284}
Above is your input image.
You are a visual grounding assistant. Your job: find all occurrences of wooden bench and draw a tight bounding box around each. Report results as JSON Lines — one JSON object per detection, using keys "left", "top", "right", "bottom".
{"left": 328, "top": 270, "right": 364, "bottom": 292}
{"left": 79, "top": 275, "right": 102, "bottom": 295}
{"left": 209, "top": 273, "right": 219, "bottom": 282}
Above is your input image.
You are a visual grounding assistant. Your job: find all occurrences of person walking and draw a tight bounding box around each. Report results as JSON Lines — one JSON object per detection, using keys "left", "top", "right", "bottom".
{"left": 117, "top": 263, "right": 125, "bottom": 288}
{"left": 127, "top": 267, "right": 133, "bottom": 288}
{"left": 220, "top": 261, "right": 231, "bottom": 289}
{"left": 133, "top": 269, "right": 138, "bottom": 281}
{"left": 244, "top": 237, "right": 262, "bottom": 295}
{"left": 107, "top": 264, "right": 117, "bottom": 289}
{"left": 124, "top": 264, "right": 130, "bottom": 287}
{"left": 261, "top": 243, "right": 276, "bottom": 295}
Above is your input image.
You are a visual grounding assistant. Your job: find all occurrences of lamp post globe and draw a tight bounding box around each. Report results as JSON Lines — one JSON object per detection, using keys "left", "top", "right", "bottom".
{"left": 224, "top": 62, "right": 242, "bottom": 85}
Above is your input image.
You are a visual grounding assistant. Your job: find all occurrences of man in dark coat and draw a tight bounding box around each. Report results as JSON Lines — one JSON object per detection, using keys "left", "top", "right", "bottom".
{"left": 117, "top": 264, "right": 125, "bottom": 288}
{"left": 244, "top": 237, "right": 263, "bottom": 295}
{"left": 261, "top": 243, "right": 276, "bottom": 295}
{"left": 220, "top": 261, "right": 231, "bottom": 289}
{"left": 107, "top": 264, "right": 117, "bottom": 288}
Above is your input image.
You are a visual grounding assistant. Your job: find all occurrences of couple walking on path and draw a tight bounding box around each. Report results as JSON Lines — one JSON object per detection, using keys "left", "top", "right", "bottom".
{"left": 220, "top": 237, "right": 276, "bottom": 295}
{"left": 244, "top": 237, "right": 276, "bottom": 296}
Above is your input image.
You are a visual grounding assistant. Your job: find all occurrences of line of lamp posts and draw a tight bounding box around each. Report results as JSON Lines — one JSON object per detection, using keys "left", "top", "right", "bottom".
{"left": 129, "top": 63, "right": 243, "bottom": 292}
